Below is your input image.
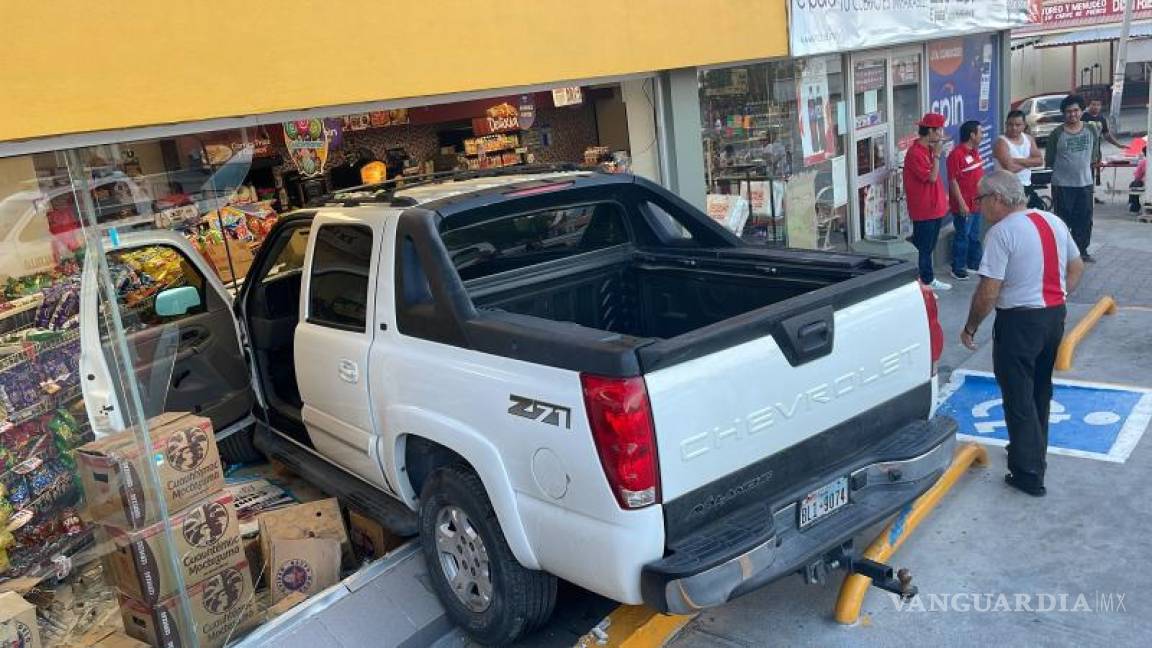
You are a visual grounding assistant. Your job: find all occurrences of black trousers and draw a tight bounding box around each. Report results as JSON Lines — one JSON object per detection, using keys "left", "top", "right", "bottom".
{"left": 992, "top": 305, "right": 1066, "bottom": 487}
{"left": 1052, "top": 185, "right": 1093, "bottom": 256}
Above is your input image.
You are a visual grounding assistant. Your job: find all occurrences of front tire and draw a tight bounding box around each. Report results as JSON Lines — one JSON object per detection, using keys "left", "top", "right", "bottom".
{"left": 419, "top": 465, "right": 557, "bottom": 645}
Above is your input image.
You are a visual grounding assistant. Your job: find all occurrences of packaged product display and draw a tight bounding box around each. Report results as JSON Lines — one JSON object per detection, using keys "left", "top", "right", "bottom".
{"left": 77, "top": 413, "right": 224, "bottom": 531}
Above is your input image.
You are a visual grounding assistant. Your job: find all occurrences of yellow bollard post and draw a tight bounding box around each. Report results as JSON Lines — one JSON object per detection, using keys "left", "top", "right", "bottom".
{"left": 833, "top": 443, "right": 988, "bottom": 625}
{"left": 1055, "top": 296, "right": 1118, "bottom": 371}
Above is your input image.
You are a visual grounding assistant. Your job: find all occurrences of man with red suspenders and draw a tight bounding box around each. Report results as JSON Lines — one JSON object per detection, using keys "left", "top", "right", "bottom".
{"left": 960, "top": 170, "right": 1085, "bottom": 497}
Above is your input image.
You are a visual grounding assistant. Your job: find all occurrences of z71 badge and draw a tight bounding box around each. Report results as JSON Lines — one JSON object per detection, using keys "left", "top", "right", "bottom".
{"left": 508, "top": 395, "right": 572, "bottom": 429}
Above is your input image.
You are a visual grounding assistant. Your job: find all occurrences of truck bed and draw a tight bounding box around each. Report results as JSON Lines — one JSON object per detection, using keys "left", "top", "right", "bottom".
{"left": 467, "top": 247, "right": 909, "bottom": 355}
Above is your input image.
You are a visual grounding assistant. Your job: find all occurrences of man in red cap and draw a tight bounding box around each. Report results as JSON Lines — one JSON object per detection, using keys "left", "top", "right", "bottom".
{"left": 903, "top": 112, "right": 951, "bottom": 291}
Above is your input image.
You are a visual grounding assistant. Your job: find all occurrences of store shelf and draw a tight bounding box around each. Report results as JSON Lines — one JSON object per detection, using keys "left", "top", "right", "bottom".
{"left": 465, "top": 146, "right": 520, "bottom": 156}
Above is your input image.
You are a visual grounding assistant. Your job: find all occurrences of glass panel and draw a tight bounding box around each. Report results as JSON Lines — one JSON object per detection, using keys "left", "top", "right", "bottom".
{"left": 440, "top": 203, "right": 630, "bottom": 279}
{"left": 308, "top": 224, "right": 373, "bottom": 331}
{"left": 891, "top": 54, "right": 923, "bottom": 156}
{"left": 854, "top": 58, "right": 888, "bottom": 129}
{"left": 699, "top": 56, "right": 851, "bottom": 250}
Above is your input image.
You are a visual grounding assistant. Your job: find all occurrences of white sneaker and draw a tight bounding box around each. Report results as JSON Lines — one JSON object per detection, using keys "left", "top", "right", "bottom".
{"left": 929, "top": 279, "right": 952, "bottom": 291}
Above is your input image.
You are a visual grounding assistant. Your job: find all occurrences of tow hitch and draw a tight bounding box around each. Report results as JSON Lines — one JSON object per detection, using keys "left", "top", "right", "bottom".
{"left": 850, "top": 558, "right": 917, "bottom": 599}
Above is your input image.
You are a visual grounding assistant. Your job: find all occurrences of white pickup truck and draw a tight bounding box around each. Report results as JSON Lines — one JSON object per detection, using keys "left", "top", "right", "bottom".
{"left": 79, "top": 168, "right": 954, "bottom": 645}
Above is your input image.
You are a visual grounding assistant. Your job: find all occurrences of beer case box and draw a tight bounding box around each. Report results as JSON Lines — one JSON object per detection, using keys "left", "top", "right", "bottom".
{"left": 0, "top": 591, "right": 41, "bottom": 648}
{"left": 77, "top": 412, "right": 225, "bottom": 530}
{"left": 95, "top": 633, "right": 152, "bottom": 648}
{"left": 119, "top": 560, "right": 257, "bottom": 648}
{"left": 268, "top": 537, "right": 341, "bottom": 604}
{"left": 256, "top": 499, "right": 349, "bottom": 577}
{"left": 347, "top": 509, "right": 405, "bottom": 561}
{"left": 102, "top": 493, "right": 244, "bottom": 605}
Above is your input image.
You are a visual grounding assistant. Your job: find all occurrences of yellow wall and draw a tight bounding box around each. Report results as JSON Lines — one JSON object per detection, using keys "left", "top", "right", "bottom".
{"left": 0, "top": 1, "right": 788, "bottom": 143}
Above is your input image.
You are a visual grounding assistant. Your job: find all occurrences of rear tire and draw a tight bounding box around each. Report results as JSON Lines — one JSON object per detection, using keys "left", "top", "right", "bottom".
{"left": 419, "top": 464, "right": 557, "bottom": 646}
{"left": 218, "top": 426, "right": 264, "bottom": 464}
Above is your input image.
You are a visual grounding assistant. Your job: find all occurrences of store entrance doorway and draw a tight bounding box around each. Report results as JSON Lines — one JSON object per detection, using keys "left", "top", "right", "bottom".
{"left": 851, "top": 47, "right": 924, "bottom": 242}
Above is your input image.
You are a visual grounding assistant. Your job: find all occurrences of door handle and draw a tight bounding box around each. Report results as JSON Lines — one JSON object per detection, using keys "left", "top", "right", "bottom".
{"left": 338, "top": 359, "right": 359, "bottom": 384}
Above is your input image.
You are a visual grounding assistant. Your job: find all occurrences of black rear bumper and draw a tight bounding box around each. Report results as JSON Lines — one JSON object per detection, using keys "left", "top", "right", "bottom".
{"left": 641, "top": 414, "right": 957, "bottom": 614}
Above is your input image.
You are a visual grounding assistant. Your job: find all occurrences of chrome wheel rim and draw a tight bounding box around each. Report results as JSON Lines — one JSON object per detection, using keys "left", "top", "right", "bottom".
{"left": 434, "top": 505, "right": 492, "bottom": 612}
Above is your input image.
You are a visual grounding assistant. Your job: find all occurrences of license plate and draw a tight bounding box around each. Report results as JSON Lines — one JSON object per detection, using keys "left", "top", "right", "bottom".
{"left": 798, "top": 476, "right": 849, "bottom": 529}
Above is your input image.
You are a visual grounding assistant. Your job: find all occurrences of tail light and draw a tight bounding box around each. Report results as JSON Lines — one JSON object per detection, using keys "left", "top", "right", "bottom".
{"left": 919, "top": 281, "right": 944, "bottom": 375}
{"left": 580, "top": 374, "right": 661, "bottom": 509}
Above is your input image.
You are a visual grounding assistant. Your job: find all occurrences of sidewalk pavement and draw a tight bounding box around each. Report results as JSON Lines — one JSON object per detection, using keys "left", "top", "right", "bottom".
{"left": 670, "top": 200, "right": 1152, "bottom": 648}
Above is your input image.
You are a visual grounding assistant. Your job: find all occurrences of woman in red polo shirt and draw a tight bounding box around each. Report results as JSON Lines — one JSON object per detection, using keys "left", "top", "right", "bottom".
{"left": 902, "top": 112, "right": 951, "bottom": 291}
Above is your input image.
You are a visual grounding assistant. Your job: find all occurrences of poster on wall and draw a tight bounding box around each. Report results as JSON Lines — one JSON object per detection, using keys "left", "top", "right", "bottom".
{"left": 860, "top": 182, "right": 887, "bottom": 238}
{"left": 785, "top": 171, "right": 819, "bottom": 249}
{"left": 797, "top": 58, "right": 836, "bottom": 166}
{"left": 928, "top": 34, "right": 999, "bottom": 177}
{"left": 789, "top": 0, "right": 1028, "bottom": 57}
{"left": 283, "top": 119, "right": 330, "bottom": 177}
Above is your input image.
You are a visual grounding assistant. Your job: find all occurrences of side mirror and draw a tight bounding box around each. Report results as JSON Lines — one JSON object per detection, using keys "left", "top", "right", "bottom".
{"left": 154, "top": 286, "right": 201, "bottom": 317}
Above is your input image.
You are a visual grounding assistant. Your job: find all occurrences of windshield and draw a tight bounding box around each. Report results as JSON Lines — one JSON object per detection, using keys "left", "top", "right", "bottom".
{"left": 1037, "top": 97, "right": 1063, "bottom": 113}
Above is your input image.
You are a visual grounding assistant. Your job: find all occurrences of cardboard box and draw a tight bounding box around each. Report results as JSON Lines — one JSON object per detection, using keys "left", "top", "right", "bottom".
{"left": 347, "top": 509, "right": 406, "bottom": 561}
{"left": 256, "top": 499, "right": 348, "bottom": 578}
{"left": 200, "top": 237, "right": 253, "bottom": 284}
{"left": 102, "top": 493, "right": 244, "bottom": 604}
{"left": 71, "top": 628, "right": 152, "bottom": 648}
{"left": 119, "top": 561, "right": 257, "bottom": 648}
{"left": 95, "top": 633, "right": 153, "bottom": 648}
{"left": 0, "top": 592, "right": 41, "bottom": 648}
{"left": 77, "top": 413, "right": 225, "bottom": 530}
{"left": 268, "top": 537, "right": 341, "bottom": 603}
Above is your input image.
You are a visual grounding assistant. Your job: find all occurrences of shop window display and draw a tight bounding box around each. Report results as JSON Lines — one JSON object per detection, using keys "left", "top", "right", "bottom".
{"left": 0, "top": 81, "right": 651, "bottom": 646}
{"left": 699, "top": 57, "right": 851, "bottom": 250}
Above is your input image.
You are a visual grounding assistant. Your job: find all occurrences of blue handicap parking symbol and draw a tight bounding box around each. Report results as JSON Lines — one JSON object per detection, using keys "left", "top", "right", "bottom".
{"left": 938, "top": 370, "right": 1152, "bottom": 463}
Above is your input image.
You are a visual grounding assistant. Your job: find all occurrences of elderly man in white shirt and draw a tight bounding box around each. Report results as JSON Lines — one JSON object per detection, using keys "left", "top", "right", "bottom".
{"left": 960, "top": 170, "right": 1085, "bottom": 497}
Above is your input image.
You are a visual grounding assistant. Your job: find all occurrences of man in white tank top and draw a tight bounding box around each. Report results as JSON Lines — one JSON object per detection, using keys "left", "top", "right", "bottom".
{"left": 994, "top": 110, "right": 1044, "bottom": 207}
{"left": 960, "top": 170, "right": 1084, "bottom": 497}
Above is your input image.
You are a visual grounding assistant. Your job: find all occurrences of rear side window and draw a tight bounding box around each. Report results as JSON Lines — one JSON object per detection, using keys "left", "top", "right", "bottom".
{"left": 440, "top": 203, "right": 630, "bottom": 280}
{"left": 308, "top": 224, "right": 373, "bottom": 331}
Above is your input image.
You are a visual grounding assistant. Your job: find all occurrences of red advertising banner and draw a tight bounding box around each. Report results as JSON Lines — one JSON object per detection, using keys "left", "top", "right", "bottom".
{"left": 1019, "top": 0, "right": 1152, "bottom": 31}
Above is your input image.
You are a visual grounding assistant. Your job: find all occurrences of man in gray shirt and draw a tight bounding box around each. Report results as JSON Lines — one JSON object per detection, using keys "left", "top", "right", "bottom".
{"left": 1044, "top": 94, "right": 1102, "bottom": 262}
{"left": 961, "top": 171, "right": 1084, "bottom": 496}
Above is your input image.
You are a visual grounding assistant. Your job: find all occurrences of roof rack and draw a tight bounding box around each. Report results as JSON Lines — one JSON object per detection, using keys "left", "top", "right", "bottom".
{"left": 311, "top": 163, "right": 589, "bottom": 208}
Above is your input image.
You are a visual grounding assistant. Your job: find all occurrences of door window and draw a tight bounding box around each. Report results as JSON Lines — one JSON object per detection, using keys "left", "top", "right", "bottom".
{"left": 853, "top": 58, "right": 887, "bottom": 129}
{"left": 105, "top": 245, "right": 207, "bottom": 333}
{"left": 308, "top": 224, "right": 373, "bottom": 331}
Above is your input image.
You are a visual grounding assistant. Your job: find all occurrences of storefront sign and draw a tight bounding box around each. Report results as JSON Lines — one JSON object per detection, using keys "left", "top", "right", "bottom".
{"left": 798, "top": 58, "right": 836, "bottom": 166}
{"left": 1019, "top": 0, "right": 1152, "bottom": 31}
{"left": 472, "top": 102, "right": 522, "bottom": 135}
{"left": 552, "top": 87, "right": 584, "bottom": 107}
{"left": 789, "top": 0, "right": 1029, "bottom": 57}
{"left": 283, "top": 119, "right": 330, "bottom": 177}
{"left": 928, "top": 34, "right": 999, "bottom": 172}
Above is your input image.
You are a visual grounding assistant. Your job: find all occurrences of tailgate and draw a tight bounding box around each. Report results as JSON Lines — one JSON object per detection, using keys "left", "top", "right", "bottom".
{"left": 643, "top": 280, "right": 932, "bottom": 502}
